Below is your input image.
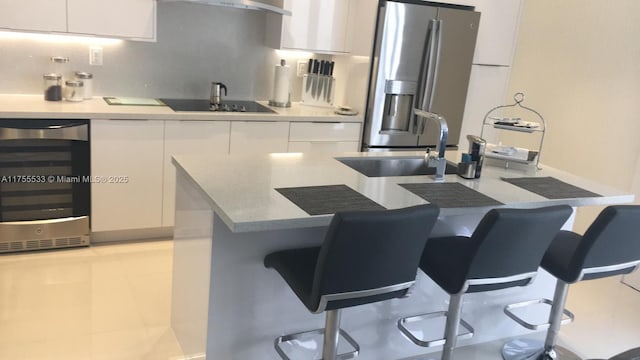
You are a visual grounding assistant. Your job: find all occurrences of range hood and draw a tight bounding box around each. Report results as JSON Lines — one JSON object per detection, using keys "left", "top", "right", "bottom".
{"left": 158, "top": 0, "right": 291, "bottom": 16}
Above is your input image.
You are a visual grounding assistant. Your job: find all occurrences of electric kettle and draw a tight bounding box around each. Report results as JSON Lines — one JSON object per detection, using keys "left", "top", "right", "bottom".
{"left": 210, "top": 82, "right": 227, "bottom": 105}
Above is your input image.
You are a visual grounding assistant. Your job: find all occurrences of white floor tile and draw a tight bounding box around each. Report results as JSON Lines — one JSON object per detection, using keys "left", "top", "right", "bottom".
{"left": 0, "top": 239, "right": 638, "bottom": 359}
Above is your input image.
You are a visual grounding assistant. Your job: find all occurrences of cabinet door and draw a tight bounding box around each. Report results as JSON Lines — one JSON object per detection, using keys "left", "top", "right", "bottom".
{"left": 67, "top": 0, "right": 155, "bottom": 40}
{"left": 229, "top": 121, "right": 289, "bottom": 155}
{"left": 281, "top": 0, "right": 350, "bottom": 53}
{"left": 471, "top": 0, "right": 523, "bottom": 66}
{"left": 163, "top": 121, "right": 230, "bottom": 227}
{"left": 91, "top": 120, "right": 164, "bottom": 232}
{"left": 0, "top": 0, "right": 67, "bottom": 32}
{"left": 411, "top": 0, "right": 522, "bottom": 66}
{"left": 346, "top": 0, "right": 378, "bottom": 56}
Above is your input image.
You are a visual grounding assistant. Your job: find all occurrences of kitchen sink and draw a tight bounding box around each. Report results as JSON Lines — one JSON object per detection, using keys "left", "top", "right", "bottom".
{"left": 336, "top": 156, "right": 458, "bottom": 177}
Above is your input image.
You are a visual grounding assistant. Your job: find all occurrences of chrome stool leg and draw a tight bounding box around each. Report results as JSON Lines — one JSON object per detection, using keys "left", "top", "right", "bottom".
{"left": 442, "top": 294, "right": 464, "bottom": 360}
{"left": 324, "top": 310, "right": 341, "bottom": 360}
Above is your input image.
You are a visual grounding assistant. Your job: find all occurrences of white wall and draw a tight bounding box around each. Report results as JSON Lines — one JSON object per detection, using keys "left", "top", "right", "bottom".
{"left": 507, "top": 0, "right": 640, "bottom": 232}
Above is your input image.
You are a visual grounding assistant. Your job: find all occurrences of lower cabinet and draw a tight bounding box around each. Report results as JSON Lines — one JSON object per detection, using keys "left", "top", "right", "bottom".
{"left": 229, "top": 121, "right": 290, "bottom": 155}
{"left": 288, "top": 122, "right": 361, "bottom": 154}
{"left": 91, "top": 119, "right": 164, "bottom": 232}
{"left": 163, "top": 120, "right": 230, "bottom": 226}
{"left": 288, "top": 141, "right": 359, "bottom": 153}
{"left": 91, "top": 119, "right": 362, "bottom": 233}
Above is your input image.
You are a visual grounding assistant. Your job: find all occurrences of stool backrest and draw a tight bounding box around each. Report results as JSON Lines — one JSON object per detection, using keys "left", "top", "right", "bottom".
{"left": 574, "top": 205, "right": 640, "bottom": 279}
{"left": 311, "top": 204, "right": 439, "bottom": 311}
{"left": 466, "top": 205, "right": 573, "bottom": 288}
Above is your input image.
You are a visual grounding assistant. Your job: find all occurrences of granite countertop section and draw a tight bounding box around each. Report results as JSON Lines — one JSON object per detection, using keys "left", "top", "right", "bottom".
{"left": 172, "top": 151, "right": 634, "bottom": 233}
{"left": 0, "top": 94, "right": 363, "bottom": 123}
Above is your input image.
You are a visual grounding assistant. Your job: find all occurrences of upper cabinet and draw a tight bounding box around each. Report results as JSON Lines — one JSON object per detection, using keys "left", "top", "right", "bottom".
{"left": 267, "top": 0, "right": 351, "bottom": 54}
{"left": 67, "top": 0, "right": 156, "bottom": 40}
{"left": 0, "top": 0, "right": 156, "bottom": 41}
{"left": 434, "top": 0, "right": 523, "bottom": 66}
{"left": 346, "top": 0, "right": 378, "bottom": 57}
{"left": 0, "top": 0, "right": 67, "bottom": 32}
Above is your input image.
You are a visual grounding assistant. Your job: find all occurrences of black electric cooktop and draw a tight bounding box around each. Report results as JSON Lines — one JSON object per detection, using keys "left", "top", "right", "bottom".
{"left": 160, "top": 99, "right": 276, "bottom": 113}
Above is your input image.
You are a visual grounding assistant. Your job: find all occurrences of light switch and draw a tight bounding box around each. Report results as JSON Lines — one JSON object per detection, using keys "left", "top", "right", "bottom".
{"left": 89, "top": 46, "right": 103, "bottom": 66}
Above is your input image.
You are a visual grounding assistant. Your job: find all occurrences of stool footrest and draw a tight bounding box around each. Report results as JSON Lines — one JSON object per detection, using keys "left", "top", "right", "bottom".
{"left": 503, "top": 298, "right": 575, "bottom": 331}
{"left": 274, "top": 327, "right": 359, "bottom": 360}
{"left": 397, "top": 311, "right": 474, "bottom": 347}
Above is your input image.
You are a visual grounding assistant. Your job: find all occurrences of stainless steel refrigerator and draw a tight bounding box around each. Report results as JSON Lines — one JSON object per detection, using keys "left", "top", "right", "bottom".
{"left": 362, "top": 0, "right": 480, "bottom": 151}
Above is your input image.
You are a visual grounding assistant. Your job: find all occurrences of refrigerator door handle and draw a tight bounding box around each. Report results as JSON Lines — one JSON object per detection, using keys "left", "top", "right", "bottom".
{"left": 416, "top": 19, "right": 438, "bottom": 135}
{"left": 428, "top": 20, "right": 444, "bottom": 114}
{"left": 420, "top": 19, "right": 438, "bottom": 112}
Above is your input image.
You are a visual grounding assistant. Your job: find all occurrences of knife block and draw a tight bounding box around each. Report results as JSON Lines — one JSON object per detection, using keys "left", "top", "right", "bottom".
{"left": 301, "top": 74, "right": 335, "bottom": 108}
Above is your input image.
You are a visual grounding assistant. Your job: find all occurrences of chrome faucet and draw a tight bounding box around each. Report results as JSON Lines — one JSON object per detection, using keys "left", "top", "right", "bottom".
{"left": 414, "top": 109, "right": 448, "bottom": 182}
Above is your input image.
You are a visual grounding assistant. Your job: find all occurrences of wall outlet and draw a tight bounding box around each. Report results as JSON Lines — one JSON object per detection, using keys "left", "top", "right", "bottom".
{"left": 296, "top": 60, "right": 307, "bottom": 77}
{"left": 89, "top": 46, "right": 103, "bottom": 66}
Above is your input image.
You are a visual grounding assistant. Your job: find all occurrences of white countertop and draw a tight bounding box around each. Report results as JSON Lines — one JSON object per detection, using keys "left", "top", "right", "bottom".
{"left": 173, "top": 151, "right": 634, "bottom": 233}
{"left": 0, "top": 94, "right": 362, "bottom": 122}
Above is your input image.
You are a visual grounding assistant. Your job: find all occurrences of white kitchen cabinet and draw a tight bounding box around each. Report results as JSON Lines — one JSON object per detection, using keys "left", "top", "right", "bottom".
{"left": 288, "top": 122, "right": 361, "bottom": 153}
{"left": 470, "top": 0, "right": 523, "bottom": 66}
{"left": 67, "top": 0, "right": 156, "bottom": 40}
{"left": 0, "top": 0, "right": 155, "bottom": 40}
{"left": 346, "top": 0, "right": 378, "bottom": 57}
{"left": 458, "top": 64, "right": 511, "bottom": 145}
{"left": 91, "top": 119, "right": 164, "bottom": 232}
{"left": 229, "top": 121, "right": 289, "bottom": 155}
{"left": 163, "top": 120, "right": 230, "bottom": 226}
{"left": 436, "top": 0, "right": 523, "bottom": 66}
{"left": 0, "top": 0, "right": 67, "bottom": 32}
{"left": 266, "top": 0, "right": 351, "bottom": 54}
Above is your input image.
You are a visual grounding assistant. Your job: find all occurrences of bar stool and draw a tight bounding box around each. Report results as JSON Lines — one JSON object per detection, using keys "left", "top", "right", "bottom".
{"left": 264, "top": 204, "right": 440, "bottom": 360}
{"left": 502, "top": 205, "right": 640, "bottom": 360}
{"left": 398, "top": 205, "right": 573, "bottom": 360}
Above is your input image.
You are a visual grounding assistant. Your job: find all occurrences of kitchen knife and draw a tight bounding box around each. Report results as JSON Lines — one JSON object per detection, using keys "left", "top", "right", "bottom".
{"left": 318, "top": 60, "right": 326, "bottom": 100}
{"left": 312, "top": 60, "right": 319, "bottom": 99}
{"left": 305, "top": 59, "right": 313, "bottom": 94}
{"left": 326, "top": 61, "right": 335, "bottom": 103}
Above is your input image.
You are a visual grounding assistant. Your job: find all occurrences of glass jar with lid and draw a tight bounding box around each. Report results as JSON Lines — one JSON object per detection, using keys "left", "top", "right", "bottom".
{"left": 43, "top": 73, "right": 62, "bottom": 101}
{"left": 74, "top": 72, "right": 93, "bottom": 99}
{"left": 64, "top": 80, "right": 84, "bottom": 102}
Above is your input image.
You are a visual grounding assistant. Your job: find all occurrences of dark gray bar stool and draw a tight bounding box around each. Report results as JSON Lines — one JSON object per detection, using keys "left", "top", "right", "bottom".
{"left": 264, "top": 204, "right": 440, "bottom": 360}
{"left": 503, "top": 205, "right": 640, "bottom": 360}
{"left": 398, "top": 205, "right": 573, "bottom": 360}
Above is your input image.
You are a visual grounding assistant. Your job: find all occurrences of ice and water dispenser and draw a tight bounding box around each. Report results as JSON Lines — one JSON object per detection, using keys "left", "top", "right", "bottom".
{"left": 380, "top": 80, "right": 417, "bottom": 133}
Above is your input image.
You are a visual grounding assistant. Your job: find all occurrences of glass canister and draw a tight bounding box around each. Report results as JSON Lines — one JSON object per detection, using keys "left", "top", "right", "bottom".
{"left": 74, "top": 71, "right": 93, "bottom": 99}
{"left": 64, "top": 80, "right": 84, "bottom": 102}
{"left": 43, "top": 73, "right": 63, "bottom": 101}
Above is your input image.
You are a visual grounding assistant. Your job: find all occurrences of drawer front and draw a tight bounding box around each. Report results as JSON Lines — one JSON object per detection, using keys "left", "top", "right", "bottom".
{"left": 289, "top": 122, "right": 361, "bottom": 142}
{"left": 288, "top": 141, "right": 360, "bottom": 154}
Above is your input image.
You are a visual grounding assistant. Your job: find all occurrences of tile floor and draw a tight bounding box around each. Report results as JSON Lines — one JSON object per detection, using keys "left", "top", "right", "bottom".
{"left": 0, "top": 239, "right": 638, "bottom": 360}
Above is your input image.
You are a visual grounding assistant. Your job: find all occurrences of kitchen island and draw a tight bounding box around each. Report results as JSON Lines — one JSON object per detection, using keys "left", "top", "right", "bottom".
{"left": 170, "top": 151, "right": 632, "bottom": 360}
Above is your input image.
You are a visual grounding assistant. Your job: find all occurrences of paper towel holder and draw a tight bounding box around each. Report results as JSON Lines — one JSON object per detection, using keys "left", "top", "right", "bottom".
{"left": 269, "top": 59, "right": 292, "bottom": 108}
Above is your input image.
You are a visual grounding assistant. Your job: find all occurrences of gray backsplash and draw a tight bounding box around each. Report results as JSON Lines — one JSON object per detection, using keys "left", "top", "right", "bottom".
{"left": 0, "top": 3, "right": 294, "bottom": 100}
